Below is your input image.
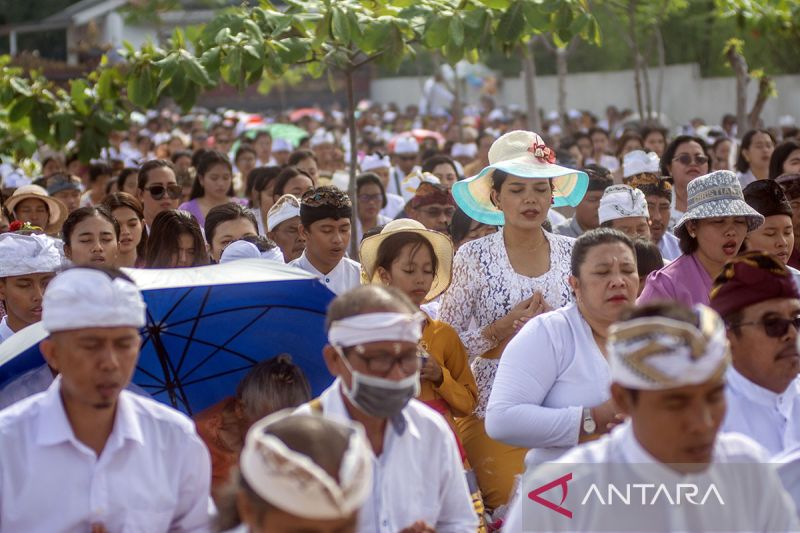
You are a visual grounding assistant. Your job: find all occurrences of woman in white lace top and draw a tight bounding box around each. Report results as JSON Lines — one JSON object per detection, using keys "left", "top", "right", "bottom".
{"left": 444, "top": 130, "right": 588, "bottom": 511}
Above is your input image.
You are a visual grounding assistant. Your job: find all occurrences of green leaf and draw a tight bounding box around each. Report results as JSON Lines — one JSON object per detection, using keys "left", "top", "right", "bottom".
{"left": 221, "top": 48, "right": 243, "bottom": 88}
{"left": 96, "top": 69, "right": 116, "bottom": 101}
{"left": 168, "top": 70, "right": 188, "bottom": 101}
{"left": 362, "top": 18, "right": 391, "bottom": 50}
{"left": 8, "top": 98, "right": 33, "bottom": 123}
{"left": 9, "top": 77, "right": 32, "bottom": 97}
{"left": 182, "top": 53, "right": 213, "bottom": 86}
{"left": 153, "top": 53, "right": 180, "bottom": 79}
{"left": 53, "top": 113, "right": 76, "bottom": 146}
{"left": 478, "top": 0, "right": 511, "bottom": 7}
{"left": 495, "top": 1, "right": 526, "bottom": 44}
{"left": 331, "top": 7, "right": 351, "bottom": 44}
{"left": 70, "top": 80, "right": 91, "bottom": 115}
{"left": 127, "top": 67, "right": 155, "bottom": 108}
{"left": 523, "top": 2, "right": 551, "bottom": 32}
{"left": 275, "top": 37, "right": 312, "bottom": 63}
{"left": 200, "top": 47, "right": 222, "bottom": 77}
{"left": 569, "top": 12, "right": 591, "bottom": 38}
{"left": 424, "top": 16, "right": 450, "bottom": 48}
{"left": 449, "top": 15, "right": 465, "bottom": 47}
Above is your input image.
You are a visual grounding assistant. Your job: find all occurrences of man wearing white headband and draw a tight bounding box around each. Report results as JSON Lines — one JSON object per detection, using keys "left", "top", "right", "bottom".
{"left": 598, "top": 184, "right": 651, "bottom": 241}
{"left": 360, "top": 153, "right": 405, "bottom": 218}
{"left": 217, "top": 410, "right": 373, "bottom": 533}
{"left": 390, "top": 136, "right": 421, "bottom": 200}
{"left": 296, "top": 286, "right": 477, "bottom": 533}
{"left": 0, "top": 267, "right": 213, "bottom": 532}
{"left": 0, "top": 232, "right": 62, "bottom": 344}
{"left": 266, "top": 194, "right": 305, "bottom": 263}
{"left": 503, "top": 301, "right": 799, "bottom": 532}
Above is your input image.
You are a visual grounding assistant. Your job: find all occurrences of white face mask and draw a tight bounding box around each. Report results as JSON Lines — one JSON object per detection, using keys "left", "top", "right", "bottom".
{"left": 337, "top": 348, "right": 420, "bottom": 419}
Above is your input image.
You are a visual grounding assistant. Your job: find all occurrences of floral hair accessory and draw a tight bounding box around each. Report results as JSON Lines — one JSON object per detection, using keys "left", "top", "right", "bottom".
{"left": 9, "top": 221, "right": 43, "bottom": 233}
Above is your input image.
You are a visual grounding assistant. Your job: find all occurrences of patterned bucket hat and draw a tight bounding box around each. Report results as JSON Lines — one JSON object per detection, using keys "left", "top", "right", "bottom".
{"left": 673, "top": 170, "right": 764, "bottom": 233}
{"left": 451, "top": 130, "right": 588, "bottom": 225}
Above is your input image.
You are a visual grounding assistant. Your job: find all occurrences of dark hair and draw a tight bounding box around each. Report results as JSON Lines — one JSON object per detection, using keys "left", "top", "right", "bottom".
{"left": 735, "top": 129, "right": 776, "bottom": 173}
{"left": 116, "top": 167, "right": 138, "bottom": 192}
{"left": 449, "top": 206, "right": 490, "bottom": 246}
{"left": 712, "top": 137, "right": 732, "bottom": 152}
{"left": 660, "top": 135, "right": 709, "bottom": 176}
{"left": 675, "top": 222, "right": 699, "bottom": 255}
{"left": 272, "top": 167, "right": 312, "bottom": 199}
{"left": 101, "top": 192, "right": 148, "bottom": 259}
{"left": 640, "top": 126, "right": 668, "bottom": 144}
{"left": 356, "top": 173, "right": 387, "bottom": 209}
{"left": 234, "top": 144, "right": 257, "bottom": 163}
{"left": 769, "top": 140, "right": 800, "bottom": 179}
{"left": 190, "top": 150, "right": 234, "bottom": 200}
{"left": 288, "top": 149, "right": 317, "bottom": 167}
{"left": 571, "top": 228, "right": 635, "bottom": 277}
{"left": 421, "top": 155, "right": 459, "bottom": 178}
{"left": 235, "top": 234, "right": 279, "bottom": 253}
{"left": 253, "top": 130, "right": 272, "bottom": 142}
{"left": 615, "top": 133, "right": 643, "bottom": 159}
{"left": 588, "top": 126, "right": 610, "bottom": 140}
{"left": 204, "top": 203, "right": 258, "bottom": 247}
{"left": 236, "top": 354, "right": 311, "bottom": 422}
{"left": 634, "top": 238, "right": 663, "bottom": 280}
{"left": 62, "top": 206, "right": 120, "bottom": 247}
{"left": 170, "top": 150, "right": 193, "bottom": 165}
{"left": 88, "top": 162, "right": 111, "bottom": 184}
{"left": 145, "top": 209, "right": 209, "bottom": 268}
{"left": 248, "top": 166, "right": 283, "bottom": 206}
{"left": 137, "top": 159, "right": 176, "bottom": 190}
{"left": 325, "top": 285, "right": 418, "bottom": 331}
{"left": 375, "top": 232, "right": 439, "bottom": 282}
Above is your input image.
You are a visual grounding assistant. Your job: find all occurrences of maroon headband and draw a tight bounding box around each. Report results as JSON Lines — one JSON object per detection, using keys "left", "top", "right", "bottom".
{"left": 709, "top": 251, "right": 800, "bottom": 318}
{"left": 409, "top": 182, "right": 455, "bottom": 209}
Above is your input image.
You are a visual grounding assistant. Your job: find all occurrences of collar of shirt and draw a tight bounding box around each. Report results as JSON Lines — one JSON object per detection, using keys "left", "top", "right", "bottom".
{"left": 570, "top": 217, "right": 585, "bottom": 236}
{"left": 35, "top": 376, "right": 145, "bottom": 450}
{"left": 616, "top": 421, "right": 710, "bottom": 483}
{"left": 322, "top": 378, "right": 415, "bottom": 438}
{"left": 727, "top": 366, "right": 799, "bottom": 417}
{"left": 0, "top": 316, "right": 15, "bottom": 343}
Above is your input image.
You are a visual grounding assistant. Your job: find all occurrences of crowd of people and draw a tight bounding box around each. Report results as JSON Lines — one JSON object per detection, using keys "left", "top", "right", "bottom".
{"left": 1, "top": 99, "right": 800, "bottom": 532}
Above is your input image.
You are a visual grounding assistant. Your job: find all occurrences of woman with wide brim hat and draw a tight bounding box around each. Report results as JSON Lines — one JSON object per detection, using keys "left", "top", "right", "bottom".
{"left": 440, "top": 130, "right": 588, "bottom": 512}
{"left": 4, "top": 185, "right": 67, "bottom": 236}
{"left": 639, "top": 170, "right": 764, "bottom": 307}
{"left": 360, "top": 218, "right": 484, "bottom": 525}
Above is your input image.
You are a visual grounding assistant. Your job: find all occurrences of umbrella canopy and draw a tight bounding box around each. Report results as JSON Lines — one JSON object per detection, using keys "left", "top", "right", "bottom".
{"left": 289, "top": 107, "right": 324, "bottom": 123}
{"left": 0, "top": 260, "right": 337, "bottom": 415}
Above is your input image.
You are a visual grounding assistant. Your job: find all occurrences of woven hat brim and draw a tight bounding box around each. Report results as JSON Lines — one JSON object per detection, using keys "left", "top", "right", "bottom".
{"left": 673, "top": 199, "right": 765, "bottom": 234}
{"left": 359, "top": 226, "right": 454, "bottom": 302}
{"left": 5, "top": 193, "right": 68, "bottom": 234}
{"left": 452, "top": 157, "right": 588, "bottom": 225}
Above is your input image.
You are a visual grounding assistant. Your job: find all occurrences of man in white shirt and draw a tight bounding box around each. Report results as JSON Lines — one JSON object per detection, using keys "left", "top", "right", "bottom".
{"left": 296, "top": 285, "right": 477, "bottom": 533}
{"left": 389, "top": 136, "right": 421, "bottom": 199}
{"left": 0, "top": 232, "right": 61, "bottom": 344}
{"left": 290, "top": 186, "right": 361, "bottom": 295}
{"left": 0, "top": 267, "right": 212, "bottom": 532}
{"left": 631, "top": 176, "right": 682, "bottom": 261}
{"left": 360, "top": 153, "right": 405, "bottom": 219}
{"left": 503, "top": 301, "right": 799, "bottom": 532}
{"left": 553, "top": 166, "right": 612, "bottom": 238}
{"left": 709, "top": 251, "right": 800, "bottom": 456}
{"left": 598, "top": 184, "right": 652, "bottom": 241}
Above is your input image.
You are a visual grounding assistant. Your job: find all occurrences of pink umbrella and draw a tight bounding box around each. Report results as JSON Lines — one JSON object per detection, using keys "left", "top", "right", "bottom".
{"left": 289, "top": 108, "right": 324, "bottom": 123}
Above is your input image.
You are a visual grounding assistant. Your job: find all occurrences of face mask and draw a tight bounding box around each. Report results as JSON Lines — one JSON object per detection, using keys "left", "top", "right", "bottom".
{"left": 337, "top": 348, "right": 420, "bottom": 419}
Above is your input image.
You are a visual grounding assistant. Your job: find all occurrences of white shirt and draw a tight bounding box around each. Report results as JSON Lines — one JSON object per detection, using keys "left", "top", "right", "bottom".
{"left": 0, "top": 377, "right": 213, "bottom": 532}
{"left": 669, "top": 191, "right": 684, "bottom": 231}
{"left": 584, "top": 154, "right": 619, "bottom": 172}
{"left": 503, "top": 422, "right": 799, "bottom": 533}
{"left": 547, "top": 209, "right": 567, "bottom": 228}
{"left": 381, "top": 192, "right": 406, "bottom": 219}
{"left": 486, "top": 304, "right": 610, "bottom": 467}
{"left": 739, "top": 169, "right": 757, "bottom": 189}
{"left": 722, "top": 367, "right": 800, "bottom": 457}
{"left": 295, "top": 379, "right": 477, "bottom": 533}
{"left": 0, "top": 317, "right": 14, "bottom": 344}
{"left": 658, "top": 231, "right": 682, "bottom": 261}
{"left": 289, "top": 251, "right": 361, "bottom": 295}
{"left": 354, "top": 214, "right": 392, "bottom": 244}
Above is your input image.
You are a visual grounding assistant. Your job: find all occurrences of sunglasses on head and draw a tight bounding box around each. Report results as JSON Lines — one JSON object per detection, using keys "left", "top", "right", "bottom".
{"left": 734, "top": 315, "right": 800, "bottom": 338}
{"left": 145, "top": 184, "right": 182, "bottom": 200}
{"left": 672, "top": 154, "right": 709, "bottom": 166}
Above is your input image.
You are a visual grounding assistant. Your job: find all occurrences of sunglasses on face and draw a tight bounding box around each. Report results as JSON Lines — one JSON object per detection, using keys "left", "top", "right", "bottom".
{"left": 672, "top": 154, "right": 709, "bottom": 166}
{"left": 734, "top": 315, "right": 800, "bottom": 338}
{"left": 145, "top": 184, "right": 182, "bottom": 200}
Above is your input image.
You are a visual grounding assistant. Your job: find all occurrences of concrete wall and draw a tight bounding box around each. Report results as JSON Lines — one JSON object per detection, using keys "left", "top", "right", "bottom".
{"left": 371, "top": 64, "right": 800, "bottom": 129}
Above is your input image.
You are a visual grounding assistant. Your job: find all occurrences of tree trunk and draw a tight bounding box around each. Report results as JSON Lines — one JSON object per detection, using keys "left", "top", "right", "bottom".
{"left": 725, "top": 45, "right": 750, "bottom": 136}
{"left": 345, "top": 68, "right": 360, "bottom": 259}
{"left": 628, "top": 0, "right": 645, "bottom": 122}
{"left": 748, "top": 75, "right": 772, "bottom": 129}
{"left": 556, "top": 46, "right": 568, "bottom": 131}
{"left": 521, "top": 40, "right": 541, "bottom": 133}
{"left": 642, "top": 54, "right": 653, "bottom": 122}
{"left": 655, "top": 25, "right": 665, "bottom": 119}
{"left": 453, "top": 71, "right": 463, "bottom": 142}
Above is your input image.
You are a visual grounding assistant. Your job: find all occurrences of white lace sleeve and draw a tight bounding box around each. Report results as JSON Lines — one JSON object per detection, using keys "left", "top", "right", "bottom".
{"left": 439, "top": 242, "right": 493, "bottom": 360}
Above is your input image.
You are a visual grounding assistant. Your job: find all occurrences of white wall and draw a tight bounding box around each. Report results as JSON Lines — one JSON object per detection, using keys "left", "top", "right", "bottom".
{"left": 371, "top": 64, "right": 800, "bottom": 129}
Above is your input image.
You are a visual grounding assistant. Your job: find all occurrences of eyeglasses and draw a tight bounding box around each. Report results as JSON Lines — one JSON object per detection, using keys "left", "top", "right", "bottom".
{"left": 353, "top": 351, "right": 420, "bottom": 375}
{"left": 733, "top": 315, "right": 800, "bottom": 338}
{"left": 358, "top": 193, "right": 383, "bottom": 204}
{"left": 672, "top": 154, "right": 709, "bottom": 166}
{"left": 145, "top": 184, "right": 182, "bottom": 200}
{"left": 420, "top": 206, "right": 456, "bottom": 218}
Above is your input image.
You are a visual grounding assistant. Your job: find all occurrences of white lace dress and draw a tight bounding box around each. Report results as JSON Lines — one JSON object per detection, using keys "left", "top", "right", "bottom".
{"left": 438, "top": 228, "right": 575, "bottom": 419}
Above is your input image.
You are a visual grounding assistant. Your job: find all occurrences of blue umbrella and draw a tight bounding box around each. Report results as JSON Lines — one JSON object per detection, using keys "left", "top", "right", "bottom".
{"left": 0, "top": 260, "right": 337, "bottom": 415}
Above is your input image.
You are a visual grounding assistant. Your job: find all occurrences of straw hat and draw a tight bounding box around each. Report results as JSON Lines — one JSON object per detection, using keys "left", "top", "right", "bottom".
{"left": 4, "top": 185, "right": 67, "bottom": 234}
{"left": 359, "top": 219, "right": 454, "bottom": 302}
{"left": 451, "top": 130, "right": 588, "bottom": 225}
{"left": 673, "top": 171, "right": 764, "bottom": 233}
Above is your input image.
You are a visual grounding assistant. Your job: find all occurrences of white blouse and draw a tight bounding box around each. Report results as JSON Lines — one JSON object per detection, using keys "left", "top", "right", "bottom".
{"left": 438, "top": 228, "right": 575, "bottom": 419}
{"left": 485, "top": 303, "right": 611, "bottom": 466}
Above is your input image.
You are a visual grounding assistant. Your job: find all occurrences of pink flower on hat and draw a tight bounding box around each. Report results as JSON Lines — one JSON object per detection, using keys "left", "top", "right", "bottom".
{"left": 528, "top": 141, "right": 556, "bottom": 164}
